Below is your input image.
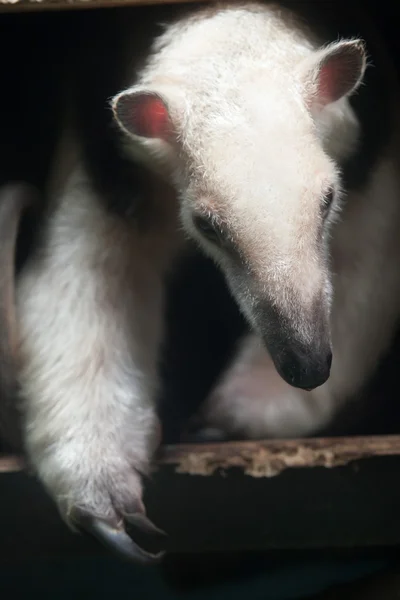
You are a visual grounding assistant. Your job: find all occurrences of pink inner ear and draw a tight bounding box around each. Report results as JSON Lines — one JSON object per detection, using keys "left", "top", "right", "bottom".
{"left": 134, "top": 95, "right": 170, "bottom": 138}
{"left": 316, "top": 46, "right": 363, "bottom": 107}
{"left": 119, "top": 93, "right": 171, "bottom": 140}
{"left": 318, "top": 56, "right": 344, "bottom": 105}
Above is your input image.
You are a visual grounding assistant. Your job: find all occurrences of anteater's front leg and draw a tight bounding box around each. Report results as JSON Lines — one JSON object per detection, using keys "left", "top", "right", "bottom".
{"left": 17, "top": 167, "right": 170, "bottom": 563}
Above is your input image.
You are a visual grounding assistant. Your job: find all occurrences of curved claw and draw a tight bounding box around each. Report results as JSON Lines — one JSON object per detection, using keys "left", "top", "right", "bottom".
{"left": 124, "top": 512, "right": 167, "bottom": 538}
{"left": 70, "top": 508, "right": 166, "bottom": 565}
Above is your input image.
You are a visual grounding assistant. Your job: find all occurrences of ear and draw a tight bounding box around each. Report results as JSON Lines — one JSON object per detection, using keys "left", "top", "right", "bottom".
{"left": 112, "top": 88, "right": 174, "bottom": 142}
{"left": 305, "top": 39, "right": 367, "bottom": 110}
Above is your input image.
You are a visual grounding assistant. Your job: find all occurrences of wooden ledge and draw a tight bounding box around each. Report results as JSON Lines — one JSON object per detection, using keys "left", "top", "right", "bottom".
{"left": 2, "top": 435, "right": 400, "bottom": 558}
{"left": 158, "top": 435, "right": 400, "bottom": 476}
{"left": 0, "top": 435, "right": 400, "bottom": 477}
{"left": 3, "top": 434, "right": 400, "bottom": 476}
{"left": 0, "top": 0, "right": 207, "bottom": 13}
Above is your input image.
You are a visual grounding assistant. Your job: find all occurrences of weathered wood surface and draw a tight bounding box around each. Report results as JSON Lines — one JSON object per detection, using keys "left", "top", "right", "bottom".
{"left": 1, "top": 435, "right": 400, "bottom": 560}
{"left": 3, "top": 434, "right": 400, "bottom": 476}
{"left": 0, "top": 0, "right": 208, "bottom": 13}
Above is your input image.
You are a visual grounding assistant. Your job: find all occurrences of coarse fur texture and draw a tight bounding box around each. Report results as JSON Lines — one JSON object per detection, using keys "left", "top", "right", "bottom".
{"left": 14, "top": 1, "right": 400, "bottom": 556}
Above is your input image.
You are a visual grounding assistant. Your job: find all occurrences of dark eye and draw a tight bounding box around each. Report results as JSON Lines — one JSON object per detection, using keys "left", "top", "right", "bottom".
{"left": 322, "top": 188, "right": 335, "bottom": 213}
{"left": 193, "top": 215, "right": 222, "bottom": 244}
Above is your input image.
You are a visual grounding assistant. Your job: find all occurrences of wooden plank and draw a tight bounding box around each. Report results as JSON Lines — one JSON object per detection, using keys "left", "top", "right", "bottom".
{"left": 158, "top": 435, "right": 400, "bottom": 476}
{"left": 1, "top": 436, "right": 400, "bottom": 559}
{"left": 0, "top": 0, "right": 208, "bottom": 14}
{"left": 0, "top": 455, "right": 23, "bottom": 472}
{"left": 3, "top": 434, "right": 400, "bottom": 475}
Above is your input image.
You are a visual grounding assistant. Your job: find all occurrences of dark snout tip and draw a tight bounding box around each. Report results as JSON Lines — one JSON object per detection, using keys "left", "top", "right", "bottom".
{"left": 276, "top": 349, "right": 332, "bottom": 391}
{"left": 302, "top": 351, "right": 332, "bottom": 391}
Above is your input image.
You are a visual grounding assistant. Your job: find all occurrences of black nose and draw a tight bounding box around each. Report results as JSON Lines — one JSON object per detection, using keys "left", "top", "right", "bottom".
{"left": 275, "top": 348, "right": 332, "bottom": 391}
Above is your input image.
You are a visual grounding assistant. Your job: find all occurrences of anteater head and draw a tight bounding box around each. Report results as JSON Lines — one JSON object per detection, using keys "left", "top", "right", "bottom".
{"left": 112, "top": 10, "right": 366, "bottom": 391}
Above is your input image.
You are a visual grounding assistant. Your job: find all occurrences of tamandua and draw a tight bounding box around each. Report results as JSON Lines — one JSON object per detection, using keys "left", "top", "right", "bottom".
{"left": 14, "top": 1, "right": 400, "bottom": 562}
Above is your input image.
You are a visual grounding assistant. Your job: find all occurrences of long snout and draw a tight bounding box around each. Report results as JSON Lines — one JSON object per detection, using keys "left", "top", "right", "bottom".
{"left": 225, "top": 265, "right": 333, "bottom": 390}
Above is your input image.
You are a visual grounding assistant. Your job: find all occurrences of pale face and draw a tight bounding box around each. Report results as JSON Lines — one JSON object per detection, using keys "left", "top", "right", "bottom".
{"left": 112, "top": 27, "right": 366, "bottom": 391}
{"left": 176, "top": 97, "right": 340, "bottom": 390}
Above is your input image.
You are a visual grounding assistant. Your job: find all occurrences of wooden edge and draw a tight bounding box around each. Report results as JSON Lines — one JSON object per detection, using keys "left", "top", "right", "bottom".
{"left": 3, "top": 434, "right": 400, "bottom": 476}
{"left": 158, "top": 435, "right": 400, "bottom": 476}
{"left": 0, "top": 455, "right": 24, "bottom": 472}
{"left": 0, "top": 0, "right": 210, "bottom": 13}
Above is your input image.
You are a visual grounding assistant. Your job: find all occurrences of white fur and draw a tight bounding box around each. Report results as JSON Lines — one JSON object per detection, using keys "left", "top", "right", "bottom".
{"left": 195, "top": 333, "right": 331, "bottom": 439}
{"left": 16, "top": 155, "right": 175, "bottom": 519}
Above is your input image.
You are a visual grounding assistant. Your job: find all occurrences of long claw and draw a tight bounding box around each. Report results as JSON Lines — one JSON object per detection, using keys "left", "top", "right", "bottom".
{"left": 84, "top": 517, "right": 165, "bottom": 565}
{"left": 70, "top": 508, "right": 165, "bottom": 565}
{"left": 124, "top": 512, "right": 167, "bottom": 538}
